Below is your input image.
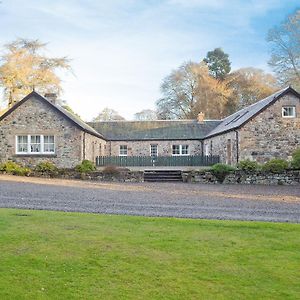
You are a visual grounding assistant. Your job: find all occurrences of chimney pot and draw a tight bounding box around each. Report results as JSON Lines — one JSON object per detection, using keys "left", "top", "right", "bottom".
{"left": 44, "top": 93, "right": 57, "bottom": 104}
{"left": 197, "top": 112, "right": 205, "bottom": 123}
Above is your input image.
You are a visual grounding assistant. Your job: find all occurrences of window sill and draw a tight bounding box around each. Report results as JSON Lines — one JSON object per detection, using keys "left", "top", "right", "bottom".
{"left": 14, "top": 154, "right": 57, "bottom": 158}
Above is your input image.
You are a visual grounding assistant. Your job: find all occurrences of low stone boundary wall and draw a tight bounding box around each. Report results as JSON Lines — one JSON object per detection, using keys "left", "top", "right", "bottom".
{"left": 183, "top": 170, "right": 300, "bottom": 185}
{"left": 1, "top": 169, "right": 299, "bottom": 185}
{"left": 21, "top": 169, "right": 144, "bottom": 183}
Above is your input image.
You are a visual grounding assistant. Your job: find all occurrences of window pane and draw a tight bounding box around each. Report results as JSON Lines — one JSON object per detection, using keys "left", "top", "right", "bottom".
{"left": 150, "top": 144, "right": 158, "bottom": 156}
{"left": 120, "top": 145, "right": 127, "bottom": 155}
{"left": 30, "top": 135, "right": 41, "bottom": 152}
{"left": 17, "top": 135, "right": 28, "bottom": 153}
{"left": 182, "top": 145, "right": 189, "bottom": 155}
{"left": 282, "top": 106, "right": 295, "bottom": 117}
{"left": 44, "top": 135, "right": 55, "bottom": 153}
{"left": 172, "top": 145, "right": 180, "bottom": 155}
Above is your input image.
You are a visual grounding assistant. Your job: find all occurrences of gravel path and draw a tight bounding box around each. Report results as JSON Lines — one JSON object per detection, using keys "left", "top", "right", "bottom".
{"left": 0, "top": 175, "right": 299, "bottom": 222}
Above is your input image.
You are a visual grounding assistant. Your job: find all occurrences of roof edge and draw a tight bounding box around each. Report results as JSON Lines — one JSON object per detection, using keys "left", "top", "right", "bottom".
{"left": 0, "top": 91, "right": 106, "bottom": 140}
{"left": 204, "top": 86, "right": 300, "bottom": 139}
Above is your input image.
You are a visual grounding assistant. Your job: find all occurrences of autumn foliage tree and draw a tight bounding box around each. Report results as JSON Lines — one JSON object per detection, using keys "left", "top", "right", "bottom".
{"left": 0, "top": 38, "right": 71, "bottom": 107}
{"left": 226, "top": 68, "right": 278, "bottom": 111}
{"left": 156, "top": 61, "right": 232, "bottom": 119}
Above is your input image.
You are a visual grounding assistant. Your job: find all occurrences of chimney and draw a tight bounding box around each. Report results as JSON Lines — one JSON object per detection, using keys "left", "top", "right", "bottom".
{"left": 197, "top": 112, "right": 205, "bottom": 124}
{"left": 44, "top": 93, "right": 57, "bottom": 105}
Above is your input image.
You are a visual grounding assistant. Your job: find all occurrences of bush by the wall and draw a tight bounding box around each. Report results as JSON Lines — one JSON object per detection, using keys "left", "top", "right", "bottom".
{"left": 75, "top": 160, "right": 96, "bottom": 173}
{"left": 0, "top": 161, "right": 31, "bottom": 176}
{"left": 237, "top": 159, "right": 261, "bottom": 171}
{"left": 262, "top": 159, "right": 289, "bottom": 173}
{"left": 211, "top": 163, "right": 236, "bottom": 183}
{"left": 291, "top": 148, "right": 300, "bottom": 169}
{"left": 35, "top": 161, "right": 58, "bottom": 173}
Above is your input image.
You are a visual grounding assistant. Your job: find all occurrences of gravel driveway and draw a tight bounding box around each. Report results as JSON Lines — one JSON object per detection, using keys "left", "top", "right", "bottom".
{"left": 0, "top": 175, "right": 299, "bottom": 223}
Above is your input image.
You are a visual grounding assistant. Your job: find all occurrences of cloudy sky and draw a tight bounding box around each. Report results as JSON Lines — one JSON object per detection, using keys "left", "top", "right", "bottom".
{"left": 0, "top": 0, "right": 299, "bottom": 120}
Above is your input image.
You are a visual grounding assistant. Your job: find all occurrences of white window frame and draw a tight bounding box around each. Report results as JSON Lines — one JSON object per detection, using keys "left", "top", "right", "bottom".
{"left": 282, "top": 106, "right": 296, "bottom": 118}
{"left": 15, "top": 135, "right": 55, "bottom": 155}
{"left": 150, "top": 144, "right": 158, "bottom": 157}
{"left": 205, "top": 144, "right": 210, "bottom": 156}
{"left": 119, "top": 145, "right": 128, "bottom": 156}
{"left": 172, "top": 144, "right": 190, "bottom": 156}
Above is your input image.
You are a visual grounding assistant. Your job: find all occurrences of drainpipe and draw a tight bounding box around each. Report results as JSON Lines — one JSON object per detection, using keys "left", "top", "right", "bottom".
{"left": 235, "top": 130, "right": 239, "bottom": 164}
{"left": 201, "top": 140, "right": 204, "bottom": 156}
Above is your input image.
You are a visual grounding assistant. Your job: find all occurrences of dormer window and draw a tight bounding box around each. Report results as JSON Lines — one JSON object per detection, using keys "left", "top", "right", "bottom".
{"left": 282, "top": 106, "right": 296, "bottom": 118}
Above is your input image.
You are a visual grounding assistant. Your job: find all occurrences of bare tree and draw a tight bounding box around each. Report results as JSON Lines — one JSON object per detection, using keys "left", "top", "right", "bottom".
{"left": 92, "top": 108, "right": 125, "bottom": 121}
{"left": 134, "top": 109, "right": 157, "bottom": 121}
{"left": 267, "top": 9, "right": 300, "bottom": 89}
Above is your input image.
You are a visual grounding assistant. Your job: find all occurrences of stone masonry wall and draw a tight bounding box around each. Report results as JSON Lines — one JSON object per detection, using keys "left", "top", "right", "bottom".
{"left": 106, "top": 140, "right": 203, "bottom": 156}
{"left": 203, "top": 131, "right": 238, "bottom": 165}
{"left": 203, "top": 92, "right": 300, "bottom": 165}
{"left": 0, "top": 95, "right": 104, "bottom": 168}
{"left": 238, "top": 92, "right": 300, "bottom": 163}
{"left": 83, "top": 132, "right": 106, "bottom": 163}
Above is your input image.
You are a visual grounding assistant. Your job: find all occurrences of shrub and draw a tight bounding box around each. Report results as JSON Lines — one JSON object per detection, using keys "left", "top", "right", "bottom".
{"left": 291, "top": 148, "right": 300, "bottom": 169}
{"left": 35, "top": 161, "right": 57, "bottom": 173}
{"left": 0, "top": 161, "right": 31, "bottom": 176}
{"left": 75, "top": 160, "right": 96, "bottom": 173}
{"left": 211, "top": 163, "right": 236, "bottom": 183}
{"left": 262, "top": 159, "right": 289, "bottom": 173}
{"left": 237, "top": 159, "right": 261, "bottom": 172}
{"left": 102, "top": 165, "right": 120, "bottom": 176}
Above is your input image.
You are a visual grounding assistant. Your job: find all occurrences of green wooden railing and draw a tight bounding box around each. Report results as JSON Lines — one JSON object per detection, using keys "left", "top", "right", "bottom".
{"left": 95, "top": 155, "right": 220, "bottom": 167}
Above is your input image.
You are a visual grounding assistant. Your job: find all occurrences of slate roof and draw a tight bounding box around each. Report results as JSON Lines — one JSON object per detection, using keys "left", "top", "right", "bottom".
{"left": 88, "top": 120, "right": 221, "bottom": 140}
{"left": 205, "top": 86, "right": 300, "bottom": 138}
{"left": 0, "top": 91, "right": 105, "bottom": 139}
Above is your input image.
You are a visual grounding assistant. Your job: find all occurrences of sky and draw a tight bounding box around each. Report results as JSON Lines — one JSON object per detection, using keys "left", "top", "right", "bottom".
{"left": 0, "top": 0, "right": 299, "bottom": 121}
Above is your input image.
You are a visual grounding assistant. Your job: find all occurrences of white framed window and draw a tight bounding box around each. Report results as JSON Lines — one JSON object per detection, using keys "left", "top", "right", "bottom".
{"left": 44, "top": 135, "right": 55, "bottom": 153}
{"left": 119, "top": 145, "right": 128, "bottom": 156}
{"left": 17, "top": 136, "right": 28, "bottom": 153}
{"left": 30, "top": 135, "right": 41, "bottom": 153}
{"left": 150, "top": 144, "right": 158, "bottom": 157}
{"left": 16, "top": 135, "right": 55, "bottom": 155}
{"left": 282, "top": 106, "right": 296, "bottom": 118}
{"left": 181, "top": 145, "right": 189, "bottom": 155}
{"left": 172, "top": 144, "right": 189, "bottom": 156}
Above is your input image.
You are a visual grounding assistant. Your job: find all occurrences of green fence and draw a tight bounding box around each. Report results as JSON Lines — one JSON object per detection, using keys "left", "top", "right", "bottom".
{"left": 96, "top": 155, "right": 220, "bottom": 167}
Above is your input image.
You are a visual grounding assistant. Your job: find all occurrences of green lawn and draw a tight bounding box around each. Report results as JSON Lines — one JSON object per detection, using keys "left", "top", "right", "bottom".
{"left": 0, "top": 209, "right": 299, "bottom": 299}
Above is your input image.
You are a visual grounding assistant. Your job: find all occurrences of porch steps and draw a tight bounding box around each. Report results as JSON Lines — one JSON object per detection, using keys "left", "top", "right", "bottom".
{"left": 143, "top": 170, "right": 183, "bottom": 182}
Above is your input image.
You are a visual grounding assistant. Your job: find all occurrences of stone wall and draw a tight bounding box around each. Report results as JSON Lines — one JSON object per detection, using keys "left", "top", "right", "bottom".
{"left": 83, "top": 132, "right": 106, "bottom": 163}
{"left": 24, "top": 169, "right": 144, "bottom": 182}
{"left": 238, "top": 92, "right": 300, "bottom": 163}
{"left": 0, "top": 95, "right": 105, "bottom": 168}
{"left": 203, "top": 131, "right": 238, "bottom": 165}
{"left": 203, "top": 92, "right": 300, "bottom": 164}
{"left": 107, "top": 140, "right": 203, "bottom": 156}
{"left": 183, "top": 170, "right": 300, "bottom": 185}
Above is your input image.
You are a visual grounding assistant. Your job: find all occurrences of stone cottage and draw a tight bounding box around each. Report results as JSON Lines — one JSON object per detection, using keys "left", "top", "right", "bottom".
{"left": 0, "top": 92, "right": 106, "bottom": 168}
{"left": 0, "top": 86, "right": 299, "bottom": 167}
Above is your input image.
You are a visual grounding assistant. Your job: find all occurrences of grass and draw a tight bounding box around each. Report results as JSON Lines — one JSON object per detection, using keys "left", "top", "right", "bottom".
{"left": 0, "top": 209, "right": 299, "bottom": 299}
